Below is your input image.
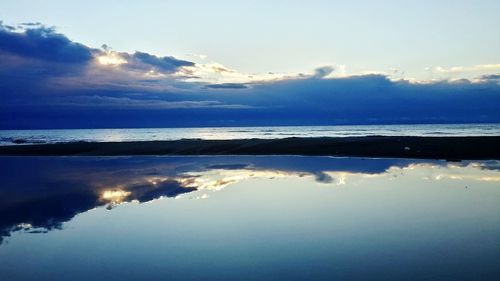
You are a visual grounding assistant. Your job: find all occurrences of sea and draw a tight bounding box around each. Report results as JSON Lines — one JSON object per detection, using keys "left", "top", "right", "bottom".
{"left": 1, "top": 123, "right": 499, "bottom": 145}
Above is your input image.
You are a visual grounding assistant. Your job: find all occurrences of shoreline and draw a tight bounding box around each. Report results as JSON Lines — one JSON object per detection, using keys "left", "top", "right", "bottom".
{"left": 1, "top": 136, "right": 499, "bottom": 160}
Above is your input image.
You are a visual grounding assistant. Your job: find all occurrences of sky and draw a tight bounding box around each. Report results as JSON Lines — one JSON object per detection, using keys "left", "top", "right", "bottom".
{"left": 0, "top": 1, "right": 500, "bottom": 128}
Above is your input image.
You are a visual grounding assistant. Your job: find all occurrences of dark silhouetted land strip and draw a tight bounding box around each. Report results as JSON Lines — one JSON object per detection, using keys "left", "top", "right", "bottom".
{"left": 1, "top": 136, "right": 499, "bottom": 160}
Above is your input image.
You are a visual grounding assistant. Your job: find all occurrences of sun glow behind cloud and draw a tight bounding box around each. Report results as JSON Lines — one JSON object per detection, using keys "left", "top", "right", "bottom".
{"left": 100, "top": 189, "right": 131, "bottom": 204}
{"left": 96, "top": 51, "right": 127, "bottom": 66}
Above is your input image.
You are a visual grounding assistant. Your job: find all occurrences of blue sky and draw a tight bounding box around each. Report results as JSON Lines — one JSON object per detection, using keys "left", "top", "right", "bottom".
{"left": 2, "top": 0, "right": 500, "bottom": 78}
{"left": 0, "top": 1, "right": 499, "bottom": 128}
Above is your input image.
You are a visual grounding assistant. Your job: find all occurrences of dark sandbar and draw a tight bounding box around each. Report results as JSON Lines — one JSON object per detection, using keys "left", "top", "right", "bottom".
{"left": 1, "top": 136, "right": 499, "bottom": 160}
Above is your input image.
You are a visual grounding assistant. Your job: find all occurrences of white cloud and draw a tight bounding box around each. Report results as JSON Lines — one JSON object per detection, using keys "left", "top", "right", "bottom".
{"left": 430, "top": 64, "right": 500, "bottom": 74}
{"left": 176, "top": 62, "right": 293, "bottom": 84}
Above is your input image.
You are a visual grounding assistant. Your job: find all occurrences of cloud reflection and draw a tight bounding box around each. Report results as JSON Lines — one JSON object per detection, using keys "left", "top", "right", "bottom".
{"left": 0, "top": 156, "right": 498, "bottom": 244}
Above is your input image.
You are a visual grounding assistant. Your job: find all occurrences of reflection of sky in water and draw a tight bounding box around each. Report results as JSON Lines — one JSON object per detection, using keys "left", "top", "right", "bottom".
{"left": 0, "top": 156, "right": 499, "bottom": 280}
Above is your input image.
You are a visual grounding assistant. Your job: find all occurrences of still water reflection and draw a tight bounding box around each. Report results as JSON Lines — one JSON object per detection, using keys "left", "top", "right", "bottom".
{"left": 0, "top": 156, "right": 499, "bottom": 280}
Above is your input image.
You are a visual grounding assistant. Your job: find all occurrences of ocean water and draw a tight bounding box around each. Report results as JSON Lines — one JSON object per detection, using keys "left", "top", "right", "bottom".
{"left": 1, "top": 123, "right": 499, "bottom": 145}
{"left": 0, "top": 156, "right": 499, "bottom": 280}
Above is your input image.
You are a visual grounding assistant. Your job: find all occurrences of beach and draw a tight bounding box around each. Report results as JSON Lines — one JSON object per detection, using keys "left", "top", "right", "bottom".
{"left": 1, "top": 136, "right": 499, "bottom": 160}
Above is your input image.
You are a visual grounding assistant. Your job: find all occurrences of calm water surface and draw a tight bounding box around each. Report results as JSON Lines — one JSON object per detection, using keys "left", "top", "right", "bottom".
{"left": 1, "top": 123, "right": 499, "bottom": 145}
{"left": 0, "top": 156, "right": 499, "bottom": 280}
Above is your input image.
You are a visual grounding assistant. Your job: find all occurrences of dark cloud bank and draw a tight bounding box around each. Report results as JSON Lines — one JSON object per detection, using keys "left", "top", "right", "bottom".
{"left": 1, "top": 22, "right": 499, "bottom": 129}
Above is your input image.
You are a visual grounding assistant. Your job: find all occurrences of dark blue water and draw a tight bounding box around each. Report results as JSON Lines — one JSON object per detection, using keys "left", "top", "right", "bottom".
{"left": 0, "top": 156, "right": 499, "bottom": 280}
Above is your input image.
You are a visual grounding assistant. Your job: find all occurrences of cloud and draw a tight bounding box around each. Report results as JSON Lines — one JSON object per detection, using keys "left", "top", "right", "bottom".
{"left": 430, "top": 64, "right": 500, "bottom": 74}
{"left": 129, "top": 51, "right": 194, "bottom": 73}
{"left": 19, "top": 22, "right": 43, "bottom": 27}
{"left": 479, "top": 73, "right": 500, "bottom": 83}
{"left": 0, "top": 23, "right": 93, "bottom": 63}
{"left": 55, "top": 96, "right": 254, "bottom": 109}
{"left": 312, "top": 66, "right": 334, "bottom": 79}
{"left": 0, "top": 21, "right": 500, "bottom": 128}
{"left": 182, "top": 62, "right": 291, "bottom": 84}
{"left": 428, "top": 64, "right": 500, "bottom": 82}
{"left": 210, "top": 64, "right": 232, "bottom": 74}
{"left": 314, "top": 172, "right": 334, "bottom": 183}
{"left": 205, "top": 83, "right": 248, "bottom": 89}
